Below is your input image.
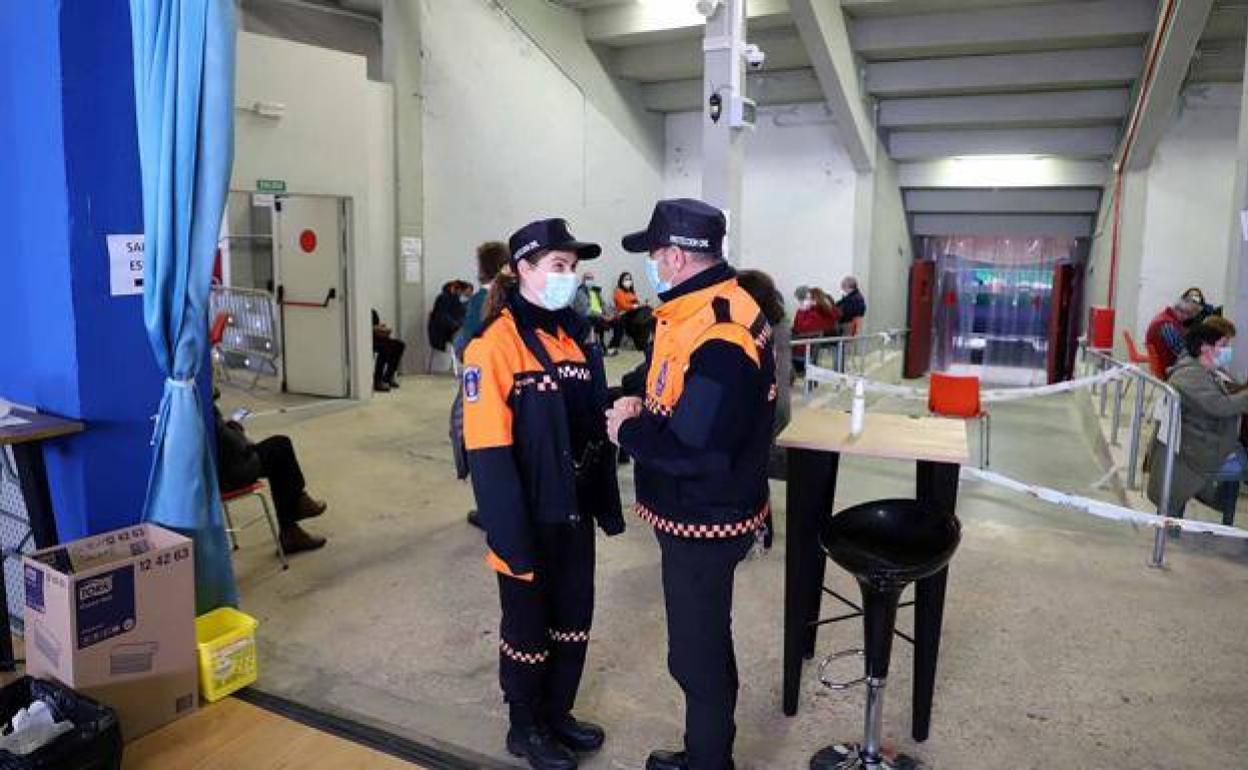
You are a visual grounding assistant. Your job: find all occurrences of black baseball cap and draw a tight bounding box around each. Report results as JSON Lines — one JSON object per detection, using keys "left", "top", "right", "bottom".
{"left": 508, "top": 218, "right": 601, "bottom": 264}
{"left": 621, "top": 198, "right": 726, "bottom": 256}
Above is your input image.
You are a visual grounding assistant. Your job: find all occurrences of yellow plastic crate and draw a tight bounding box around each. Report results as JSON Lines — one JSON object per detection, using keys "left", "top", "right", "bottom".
{"left": 195, "top": 607, "right": 259, "bottom": 702}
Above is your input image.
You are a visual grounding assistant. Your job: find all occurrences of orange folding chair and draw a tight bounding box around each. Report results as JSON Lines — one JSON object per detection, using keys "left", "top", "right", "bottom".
{"left": 929, "top": 372, "right": 990, "bottom": 469}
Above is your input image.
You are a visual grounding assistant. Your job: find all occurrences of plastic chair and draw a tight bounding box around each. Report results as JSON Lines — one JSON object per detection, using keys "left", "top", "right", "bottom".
{"left": 220, "top": 482, "right": 288, "bottom": 570}
{"left": 1122, "top": 330, "right": 1150, "bottom": 367}
{"left": 929, "top": 372, "right": 990, "bottom": 469}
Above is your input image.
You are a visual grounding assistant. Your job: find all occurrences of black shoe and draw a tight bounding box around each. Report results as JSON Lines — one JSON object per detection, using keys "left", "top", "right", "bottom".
{"left": 646, "top": 750, "right": 687, "bottom": 770}
{"left": 373, "top": 380, "right": 391, "bottom": 393}
{"left": 467, "top": 510, "right": 484, "bottom": 530}
{"left": 646, "top": 750, "right": 734, "bottom": 770}
{"left": 548, "top": 714, "right": 604, "bottom": 753}
{"left": 386, "top": 377, "right": 401, "bottom": 389}
{"left": 506, "top": 726, "right": 578, "bottom": 770}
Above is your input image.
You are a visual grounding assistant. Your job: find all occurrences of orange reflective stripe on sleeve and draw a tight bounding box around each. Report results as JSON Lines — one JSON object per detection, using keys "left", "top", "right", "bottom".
{"left": 486, "top": 549, "right": 535, "bottom": 581}
{"left": 463, "top": 335, "right": 516, "bottom": 450}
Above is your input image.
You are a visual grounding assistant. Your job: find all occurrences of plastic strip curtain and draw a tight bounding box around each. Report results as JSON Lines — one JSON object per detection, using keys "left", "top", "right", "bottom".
{"left": 924, "top": 236, "right": 1075, "bottom": 387}
{"left": 131, "top": 0, "right": 239, "bottom": 612}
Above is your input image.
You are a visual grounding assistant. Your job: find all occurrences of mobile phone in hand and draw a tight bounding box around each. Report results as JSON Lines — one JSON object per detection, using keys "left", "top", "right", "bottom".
{"left": 231, "top": 408, "right": 251, "bottom": 423}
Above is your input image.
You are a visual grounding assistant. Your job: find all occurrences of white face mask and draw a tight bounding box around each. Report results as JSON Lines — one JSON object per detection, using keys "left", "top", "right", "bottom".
{"left": 540, "top": 272, "right": 579, "bottom": 310}
{"left": 799, "top": 299, "right": 814, "bottom": 311}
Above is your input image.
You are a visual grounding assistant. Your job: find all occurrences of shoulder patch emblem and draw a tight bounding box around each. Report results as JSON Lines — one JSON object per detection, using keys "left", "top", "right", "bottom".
{"left": 463, "top": 366, "right": 482, "bottom": 402}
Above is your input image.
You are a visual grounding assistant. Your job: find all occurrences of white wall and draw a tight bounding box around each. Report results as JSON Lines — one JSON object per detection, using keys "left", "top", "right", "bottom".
{"left": 421, "top": 0, "right": 664, "bottom": 310}
{"left": 663, "top": 103, "right": 859, "bottom": 308}
{"left": 233, "top": 32, "right": 395, "bottom": 398}
{"left": 1135, "top": 85, "right": 1240, "bottom": 336}
{"left": 1086, "top": 84, "right": 1241, "bottom": 353}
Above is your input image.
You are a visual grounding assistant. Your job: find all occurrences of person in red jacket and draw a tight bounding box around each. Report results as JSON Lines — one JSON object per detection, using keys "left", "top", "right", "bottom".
{"left": 1146, "top": 294, "right": 1201, "bottom": 377}
{"left": 791, "top": 286, "right": 841, "bottom": 373}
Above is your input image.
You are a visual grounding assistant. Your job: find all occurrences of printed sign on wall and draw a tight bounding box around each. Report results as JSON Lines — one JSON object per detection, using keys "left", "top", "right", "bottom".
{"left": 106, "top": 234, "right": 145, "bottom": 297}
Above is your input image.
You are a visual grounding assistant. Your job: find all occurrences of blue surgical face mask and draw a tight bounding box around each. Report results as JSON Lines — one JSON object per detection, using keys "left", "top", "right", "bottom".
{"left": 646, "top": 257, "right": 671, "bottom": 295}
{"left": 1217, "top": 346, "right": 1234, "bottom": 368}
{"left": 540, "top": 272, "right": 579, "bottom": 310}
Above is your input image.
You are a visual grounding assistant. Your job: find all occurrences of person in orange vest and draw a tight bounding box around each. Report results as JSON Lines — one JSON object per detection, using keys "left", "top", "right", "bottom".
{"left": 463, "top": 219, "right": 624, "bottom": 770}
{"left": 606, "top": 199, "right": 776, "bottom": 770}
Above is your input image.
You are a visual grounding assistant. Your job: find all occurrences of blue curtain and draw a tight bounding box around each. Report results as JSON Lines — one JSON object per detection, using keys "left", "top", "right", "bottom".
{"left": 130, "top": 0, "right": 238, "bottom": 612}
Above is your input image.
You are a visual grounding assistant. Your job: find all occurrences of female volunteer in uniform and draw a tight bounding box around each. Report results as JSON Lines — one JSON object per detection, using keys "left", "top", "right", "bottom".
{"left": 462, "top": 218, "right": 624, "bottom": 770}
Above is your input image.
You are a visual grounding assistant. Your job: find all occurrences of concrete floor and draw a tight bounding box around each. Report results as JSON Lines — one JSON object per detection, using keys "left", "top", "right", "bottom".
{"left": 223, "top": 354, "right": 1248, "bottom": 769}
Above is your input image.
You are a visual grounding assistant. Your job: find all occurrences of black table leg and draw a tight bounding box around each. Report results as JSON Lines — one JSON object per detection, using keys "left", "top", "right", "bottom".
{"left": 913, "top": 460, "right": 960, "bottom": 742}
{"left": 13, "top": 443, "right": 60, "bottom": 548}
{"left": 783, "top": 447, "right": 840, "bottom": 717}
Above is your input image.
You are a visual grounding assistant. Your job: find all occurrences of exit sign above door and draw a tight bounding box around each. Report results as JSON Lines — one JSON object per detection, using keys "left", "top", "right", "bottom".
{"left": 256, "top": 179, "right": 286, "bottom": 193}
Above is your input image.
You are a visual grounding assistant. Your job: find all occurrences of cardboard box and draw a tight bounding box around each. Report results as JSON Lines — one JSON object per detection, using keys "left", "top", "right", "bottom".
{"left": 23, "top": 523, "right": 199, "bottom": 740}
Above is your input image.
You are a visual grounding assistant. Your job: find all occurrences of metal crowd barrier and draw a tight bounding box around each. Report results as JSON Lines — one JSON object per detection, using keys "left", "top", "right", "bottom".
{"left": 209, "top": 286, "right": 281, "bottom": 389}
{"left": 1080, "top": 342, "right": 1180, "bottom": 567}
{"left": 797, "top": 329, "right": 909, "bottom": 390}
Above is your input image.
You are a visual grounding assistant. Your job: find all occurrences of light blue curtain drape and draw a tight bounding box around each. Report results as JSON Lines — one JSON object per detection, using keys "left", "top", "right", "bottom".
{"left": 130, "top": 0, "right": 238, "bottom": 612}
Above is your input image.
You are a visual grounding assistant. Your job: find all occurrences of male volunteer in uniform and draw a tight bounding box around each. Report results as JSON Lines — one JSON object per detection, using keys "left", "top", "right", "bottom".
{"left": 605, "top": 199, "right": 776, "bottom": 770}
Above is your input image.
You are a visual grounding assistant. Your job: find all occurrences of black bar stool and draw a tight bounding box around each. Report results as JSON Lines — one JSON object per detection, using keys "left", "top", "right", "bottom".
{"left": 810, "top": 499, "right": 960, "bottom": 770}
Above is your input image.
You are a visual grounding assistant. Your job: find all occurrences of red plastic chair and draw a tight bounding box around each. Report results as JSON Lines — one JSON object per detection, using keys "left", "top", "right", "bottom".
{"left": 1122, "top": 330, "right": 1150, "bottom": 367}
{"left": 928, "top": 372, "right": 990, "bottom": 468}
{"left": 210, "top": 312, "right": 230, "bottom": 384}
{"left": 220, "top": 481, "right": 288, "bottom": 570}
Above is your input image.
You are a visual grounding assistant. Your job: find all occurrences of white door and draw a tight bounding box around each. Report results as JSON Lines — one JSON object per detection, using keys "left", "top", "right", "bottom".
{"left": 274, "top": 195, "right": 350, "bottom": 397}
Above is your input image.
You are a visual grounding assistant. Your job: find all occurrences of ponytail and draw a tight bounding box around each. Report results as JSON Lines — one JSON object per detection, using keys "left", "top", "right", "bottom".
{"left": 482, "top": 264, "right": 518, "bottom": 326}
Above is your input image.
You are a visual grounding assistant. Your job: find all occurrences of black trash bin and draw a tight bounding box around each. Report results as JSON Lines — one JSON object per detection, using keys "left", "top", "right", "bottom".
{"left": 0, "top": 677, "right": 122, "bottom": 770}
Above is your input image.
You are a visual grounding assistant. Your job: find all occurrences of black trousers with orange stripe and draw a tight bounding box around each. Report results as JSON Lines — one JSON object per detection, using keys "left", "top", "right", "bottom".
{"left": 497, "top": 519, "right": 595, "bottom": 726}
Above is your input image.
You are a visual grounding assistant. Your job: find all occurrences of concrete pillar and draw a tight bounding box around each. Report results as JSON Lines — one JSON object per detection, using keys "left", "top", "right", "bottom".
{"left": 0, "top": 1, "right": 167, "bottom": 540}
{"left": 1225, "top": 34, "right": 1248, "bottom": 379}
{"left": 701, "top": 0, "right": 748, "bottom": 261}
{"left": 382, "top": 1, "right": 426, "bottom": 372}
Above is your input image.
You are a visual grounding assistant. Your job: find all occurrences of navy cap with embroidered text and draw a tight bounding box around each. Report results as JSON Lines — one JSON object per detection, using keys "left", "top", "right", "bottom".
{"left": 621, "top": 198, "right": 726, "bottom": 257}
{"left": 508, "top": 218, "right": 601, "bottom": 264}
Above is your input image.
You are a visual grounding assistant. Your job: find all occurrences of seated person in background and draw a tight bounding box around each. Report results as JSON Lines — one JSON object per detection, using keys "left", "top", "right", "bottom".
{"left": 574, "top": 271, "right": 620, "bottom": 355}
{"left": 372, "top": 308, "right": 407, "bottom": 392}
{"left": 214, "top": 392, "right": 328, "bottom": 554}
{"left": 836, "top": 275, "right": 867, "bottom": 333}
{"left": 1182, "top": 286, "right": 1220, "bottom": 328}
{"left": 1147, "top": 320, "right": 1248, "bottom": 517}
{"left": 428, "top": 280, "right": 470, "bottom": 355}
{"left": 792, "top": 286, "right": 841, "bottom": 373}
{"left": 613, "top": 271, "right": 653, "bottom": 351}
{"left": 1145, "top": 293, "right": 1202, "bottom": 377}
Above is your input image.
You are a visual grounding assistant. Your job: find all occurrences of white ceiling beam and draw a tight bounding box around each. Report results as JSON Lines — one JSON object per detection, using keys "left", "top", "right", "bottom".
{"left": 850, "top": 0, "right": 1156, "bottom": 61}
{"left": 841, "top": 0, "right": 1060, "bottom": 17}
{"left": 904, "top": 188, "right": 1103, "bottom": 214}
{"left": 890, "top": 126, "right": 1120, "bottom": 160}
{"left": 866, "top": 47, "right": 1143, "bottom": 97}
{"left": 898, "top": 157, "right": 1110, "bottom": 188}
{"left": 878, "top": 89, "right": 1131, "bottom": 130}
{"left": 612, "top": 28, "right": 809, "bottom": 82}
{"left": 911, "top": 213, "right": 1094, "bottom": 237}
{"left": 641, "top": 69, "right": 823, "bottom": 112}
{"left": 1122, "top": 0, "right": 1217, "bottom": 170}
{"left": 789, "top": 0, "right": 875, "bottom": 172}
{"left": 583, "top": 0, "right": 792, "bottom": 47}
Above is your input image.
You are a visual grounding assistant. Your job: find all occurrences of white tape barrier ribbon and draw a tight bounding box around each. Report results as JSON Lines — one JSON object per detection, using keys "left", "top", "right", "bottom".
{"left": 962, "top": 466, "right": 1248, "bottom": 540}
{"left": 805, "top": 364, "right": 1131, "bottom": 404}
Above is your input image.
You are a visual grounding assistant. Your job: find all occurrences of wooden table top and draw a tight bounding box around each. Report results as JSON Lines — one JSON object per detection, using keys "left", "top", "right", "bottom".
{"left": 777, "top": 408, "right": 970, "bottom": 465}
{"left": 0, "top": 408, "right": 85, "bottom": 446}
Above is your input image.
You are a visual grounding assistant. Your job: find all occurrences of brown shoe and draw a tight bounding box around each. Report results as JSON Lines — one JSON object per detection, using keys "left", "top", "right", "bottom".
{"left": 279, "top": 524, "right": 327, "bottom": 555}
{"left": 296, "top": 493, "right": 327, "bottom": 521}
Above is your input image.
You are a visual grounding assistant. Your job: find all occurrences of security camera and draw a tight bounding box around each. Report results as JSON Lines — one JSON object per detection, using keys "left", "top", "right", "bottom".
{"left": 696, "top": 0, "right": 721, "bottom": 18}
{"left": 743, "top": 43, "right": 765, "bottom": 70}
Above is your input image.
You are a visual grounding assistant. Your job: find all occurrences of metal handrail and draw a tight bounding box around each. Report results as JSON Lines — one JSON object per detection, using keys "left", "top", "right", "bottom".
{"left": 1080, "top": 341, "right": 1180, "bottom": 566}
{"left": 797, "top": 328, "right": 909, "bottom": 383}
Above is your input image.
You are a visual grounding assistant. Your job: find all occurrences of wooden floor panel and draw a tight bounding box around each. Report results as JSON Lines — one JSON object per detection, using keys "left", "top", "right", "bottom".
{"left": 123, "top": 698, "right": 422, "bottom": 770}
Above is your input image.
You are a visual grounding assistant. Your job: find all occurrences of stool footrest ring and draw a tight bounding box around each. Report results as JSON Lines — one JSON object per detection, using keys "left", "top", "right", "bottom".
{"left": 818, "top": 648, "right": 866, "bottom": 691}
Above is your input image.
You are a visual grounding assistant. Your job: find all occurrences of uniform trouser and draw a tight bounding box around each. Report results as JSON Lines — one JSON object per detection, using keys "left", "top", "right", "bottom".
{"left": 497, "top": 519, "right": 596, "bottom": 727}
{"left": 657, "top": 531, "right": 753, "bottom": 770}
{"left": 254, "top": 436, "right": 305, "bottom": 530}
{"left": 373, "top": 336, "right": 406, "bottom": 383}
